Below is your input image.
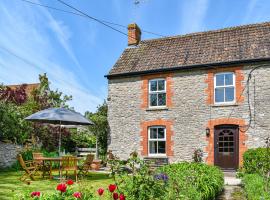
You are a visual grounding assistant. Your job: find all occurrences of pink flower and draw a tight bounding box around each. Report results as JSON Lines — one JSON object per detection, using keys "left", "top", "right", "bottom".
{"left": 66, "top": 179, "right": 74, "bottom": 185}
{"left": 31, "top": 191, "right": 40, "bottom": 198}
{"left": 119, "top": 194, "right": 125, "bottom": 200}
{"left": 108, "top": 184, "right": 117, "bottom": 193}
{"left": 113, "top": 192, "right": 119, "bottom": 200}
{"left": 73, "top": 192, "right": 82, "bottom": 199}
{"left": 56, "top": 183, "right": 67, "bottom": 193}
{"left": 97, "top": 188, "right": 104, "bottom": 196}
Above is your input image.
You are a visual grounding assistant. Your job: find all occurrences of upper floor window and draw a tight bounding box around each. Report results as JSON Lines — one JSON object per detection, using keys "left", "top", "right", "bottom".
{"left": 149, "top": 79, "right": 166, "bottom": 107}
{"left": 214, "top": 72, "right": 235, "bottom": 104}
{"left": 148, "top": 126, "right": 166, "bottom": 155}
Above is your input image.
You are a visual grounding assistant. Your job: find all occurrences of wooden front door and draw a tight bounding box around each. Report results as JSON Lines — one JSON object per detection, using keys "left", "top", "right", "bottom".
{"left": 214, "top": 125, "right": 239, "bottom": 170}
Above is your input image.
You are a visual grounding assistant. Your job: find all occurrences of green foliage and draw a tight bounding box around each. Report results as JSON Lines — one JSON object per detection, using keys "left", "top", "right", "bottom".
{"left": 0, "top": 101, "right": 32, "bottom": 143}
{"left": 109, "top": 152, "right": 167, "bottom": 200}
{"left": 242, "top": 173, "right": 270, "bottom": 200}
{"left": 85, "top": 101, "right": 108, "bottom": 156}
{"left": 242, "top": 148, "right": 270, "bottom": 175}
{"left": 69, "top": 128, "right": 96, "bottom": 148}
{"left": 159, "top": 162, "right": 224, "bottom": 200}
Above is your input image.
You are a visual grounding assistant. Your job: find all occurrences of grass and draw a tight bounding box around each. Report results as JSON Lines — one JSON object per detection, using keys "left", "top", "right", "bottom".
{"left": 0, "top": 170, "right": 112, "bottom": 200}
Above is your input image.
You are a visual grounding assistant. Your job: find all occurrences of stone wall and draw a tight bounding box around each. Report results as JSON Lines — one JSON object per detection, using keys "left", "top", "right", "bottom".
{"left": 0, "top": 141, "right": 22, "bottom": 168}
{"left": 107, "top": 64, "right": 270, "bottom": 163}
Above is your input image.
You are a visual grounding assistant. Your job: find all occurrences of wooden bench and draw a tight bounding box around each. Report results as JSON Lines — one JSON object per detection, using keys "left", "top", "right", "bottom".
{"left": 76, "top": 148, "right": 96, "bottom": 158}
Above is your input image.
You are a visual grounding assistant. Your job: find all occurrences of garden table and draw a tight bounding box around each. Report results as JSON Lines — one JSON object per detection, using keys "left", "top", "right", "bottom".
{"left": 35, "top": 157, "right": 83, "bottom": 179}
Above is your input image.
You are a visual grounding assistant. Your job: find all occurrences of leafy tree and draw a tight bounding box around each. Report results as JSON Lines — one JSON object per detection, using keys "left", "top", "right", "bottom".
{"left": 85, "top": 101, "right": 108, "bottom": 157}
{"left": 0, "top": 73, "right": 74, "bottom": 152}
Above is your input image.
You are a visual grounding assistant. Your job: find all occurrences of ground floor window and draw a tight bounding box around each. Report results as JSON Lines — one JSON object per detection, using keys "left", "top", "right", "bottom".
{"left": 148, "top": 126, "right": 166, "bottom": 155}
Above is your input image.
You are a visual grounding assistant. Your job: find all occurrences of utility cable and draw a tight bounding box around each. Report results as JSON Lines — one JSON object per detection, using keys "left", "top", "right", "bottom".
{"left": 19, "top": 0, "right": 166, "bottom": 37}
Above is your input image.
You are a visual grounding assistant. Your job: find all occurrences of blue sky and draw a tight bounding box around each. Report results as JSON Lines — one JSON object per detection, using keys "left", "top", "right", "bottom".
{"left": 0, "top": 0, "right": 270, "bottom": 114}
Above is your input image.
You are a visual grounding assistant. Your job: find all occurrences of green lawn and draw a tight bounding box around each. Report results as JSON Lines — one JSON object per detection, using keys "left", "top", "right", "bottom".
{"left": 0, "top": 170, "right": 112, "bottom": 200}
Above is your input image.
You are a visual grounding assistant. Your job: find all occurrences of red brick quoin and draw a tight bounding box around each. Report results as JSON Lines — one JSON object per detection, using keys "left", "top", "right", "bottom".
{"left": 140, "top": 119, "right": 174, "bottom": 157}
{"left": 205, "top": 118, "right": 248, "bottom": 166}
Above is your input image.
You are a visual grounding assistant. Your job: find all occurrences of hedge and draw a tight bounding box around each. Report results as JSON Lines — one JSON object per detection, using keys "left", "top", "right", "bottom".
{"left": 159, "top": 162, "right": 224, "bottom": 200}
{"left": 243, "top": 148, "right": 270, "bottom": 175}
{"left": 242, "top": 173, "right": 270, "bottom": 200}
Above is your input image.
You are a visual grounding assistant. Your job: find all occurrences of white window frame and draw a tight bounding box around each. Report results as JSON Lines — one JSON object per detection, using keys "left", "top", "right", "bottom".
{"left": 148, "top": 126, "right": 166, "bottom": 156}
{"left": 214, "top": 72, "right": 236, "bottom": 105}
{"left": 148, "top": 78, "right": 166, "bottom": 108}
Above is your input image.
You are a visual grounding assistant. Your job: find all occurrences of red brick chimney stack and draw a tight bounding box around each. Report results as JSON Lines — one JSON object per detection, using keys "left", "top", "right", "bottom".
{"left": 128, "top": 23, "right": 141, "bottom": 46}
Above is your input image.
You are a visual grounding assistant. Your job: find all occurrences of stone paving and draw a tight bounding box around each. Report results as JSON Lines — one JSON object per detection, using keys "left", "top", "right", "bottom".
{"left": 216, "top": 171, "right": 246, "bottom": 200}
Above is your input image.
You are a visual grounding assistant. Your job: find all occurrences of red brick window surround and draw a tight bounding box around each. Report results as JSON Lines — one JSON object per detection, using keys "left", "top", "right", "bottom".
{"left": 140, "top": 119, "right": 174, "bottom": 157}
{"left": 205, "top": 66, "right": 244, "bottom": 105}
{"left": 141, "top": 73, "right": 173, "bottom": 109}
{"left": 205, "top": 118, "right": 248, "bottom": 166}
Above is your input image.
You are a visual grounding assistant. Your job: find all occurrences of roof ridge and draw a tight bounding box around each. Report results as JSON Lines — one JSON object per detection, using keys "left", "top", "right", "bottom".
{"left": 141, "top": 21, "right": 270, "bottom": 43}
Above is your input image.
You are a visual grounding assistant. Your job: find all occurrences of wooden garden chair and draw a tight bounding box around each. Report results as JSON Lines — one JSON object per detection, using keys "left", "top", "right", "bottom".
{"left": 61, "top": 156, "right": 78, "bottom": 182}
{"left": 78, "top": 154, "right": 94, "bottom": 176}
{"left": 32, "top": 152, "right": 50, "bottom": 178}
{"left": 17, "top": 154, "right": 38, "bottom": 181}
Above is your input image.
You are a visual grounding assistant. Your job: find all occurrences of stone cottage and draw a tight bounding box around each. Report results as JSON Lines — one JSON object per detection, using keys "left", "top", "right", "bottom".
{"left": 105, "top": 22, "right": 270, "bottom": 170}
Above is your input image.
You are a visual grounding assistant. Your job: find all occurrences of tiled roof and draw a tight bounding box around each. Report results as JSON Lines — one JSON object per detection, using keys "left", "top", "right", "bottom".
{"left": 107, "top": 22, "right": 270, "bottom": 77}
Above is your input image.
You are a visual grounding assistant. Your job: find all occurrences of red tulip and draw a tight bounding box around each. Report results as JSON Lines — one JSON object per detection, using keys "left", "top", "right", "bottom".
{"left": 73, "top": 192, "right": 82, "bottom": 199}
{"left": 108, "top": 184, "right": 117, "bottom": 193}
{"left": 31, "top": 191, "right": 41, "bottom": 197}
{"left": 56, "top": 183, "right": 67, "bottom": 193}
{"left": 119, "top": 194, "right": 125, "bottom": 200}
{"left": 66, "top": 179, "right": 74, "bottom": 185}
{"left": 97, "top": 188, "right": 104, "bottom": 196}
{"left": 113, "top": 192, "right": 119, "bottom": 200}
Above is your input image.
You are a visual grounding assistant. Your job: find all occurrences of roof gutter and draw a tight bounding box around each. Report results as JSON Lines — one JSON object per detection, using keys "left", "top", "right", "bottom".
{"left": 105, "top": 57, "right": 270, "bottom": 79}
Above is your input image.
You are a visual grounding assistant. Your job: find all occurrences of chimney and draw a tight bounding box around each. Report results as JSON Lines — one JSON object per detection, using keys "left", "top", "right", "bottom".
{"left": 128, "top": 23, "right": 141, "bottom": 46}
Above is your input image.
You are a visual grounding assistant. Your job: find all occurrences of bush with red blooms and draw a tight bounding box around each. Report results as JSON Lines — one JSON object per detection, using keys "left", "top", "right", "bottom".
{"left": 31, "top": 191, "right": 41, "bottom": 198}
{"left": 21, "top": 181, "right": 126, "bottom": 200}
{"left": 97, "top": 188, "right": 105, "bottom": 196}
{"left": 56, "top": 183, "right": 67, "bottom": 193}
{"left": 108, "top": 184, "right": 117, "bottom": 193}
{"left": 73, "top": 192, "right": 82, "bottom": 199}
{"left": 66, "top": 179, "right": 74, "bottom": 185}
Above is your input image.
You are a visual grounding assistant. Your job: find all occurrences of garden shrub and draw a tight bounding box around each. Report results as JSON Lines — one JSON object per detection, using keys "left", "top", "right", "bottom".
{"left": 242, "top": 173, "right": 270, "bottom": 200}
{"left": 242, "top": 148, "right": 270, "bottom": 175}
{"left": 109, "top": 152, "right": 167, "bottom": 200}
{"left": 159, "top": 162, "right": 224, "bottom": 200}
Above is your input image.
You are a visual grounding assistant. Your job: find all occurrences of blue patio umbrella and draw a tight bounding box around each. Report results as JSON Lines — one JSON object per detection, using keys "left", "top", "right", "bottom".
{"left": 25, "top": 107, "right": 94, "bottom": 155}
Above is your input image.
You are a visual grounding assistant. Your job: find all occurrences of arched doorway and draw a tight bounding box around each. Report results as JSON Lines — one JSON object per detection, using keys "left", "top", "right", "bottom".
{"left": 214, "top": 125, "right": 239, "bottom": 170}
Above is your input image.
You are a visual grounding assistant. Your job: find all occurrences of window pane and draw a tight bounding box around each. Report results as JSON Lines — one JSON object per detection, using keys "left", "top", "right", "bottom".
{"left": 225, "top": 73, "right": 233, "bottom": 85}
{"left": 158, "top": 128, "right": 165, "bottom": 139}
{"left": 225, "top": 87, "right": 234, "bottom": 102}
{"left": 158, "top": 141, "right": 166, "bottom": 154}
{"left": 216, "top": 74, "right": 224, "bottom": 86}
{"left": 149, "top": 141, "right": 157, "bottom": 154}
{"left": 158, "top": 93, "right": 166, "bottom": 106}
{"left": 150, "top": 128, "right": 157, "bottom": 139}
{"left": 158, "top": 80, "right": 165, "bottom": 91}
{"left": 150, "top": 94, "right": 157, "bottom": 106}
{"left": 150, "top": 80, "right": 157, "bottom": 91}
{"left": 215, "top": 88, "right": 224, "bottom": 103}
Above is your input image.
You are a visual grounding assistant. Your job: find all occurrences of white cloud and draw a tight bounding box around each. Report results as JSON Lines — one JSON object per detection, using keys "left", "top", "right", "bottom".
{"left": 179, "top": 0, "right": 209, "bottom": 34}
{"left": 0, "top": 0, "right": 103, "bottom": 114}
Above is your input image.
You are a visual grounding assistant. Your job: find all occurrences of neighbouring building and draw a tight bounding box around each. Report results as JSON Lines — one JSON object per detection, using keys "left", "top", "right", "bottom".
{"left": 105, "top": 22, "right": 270, "bottom": 170}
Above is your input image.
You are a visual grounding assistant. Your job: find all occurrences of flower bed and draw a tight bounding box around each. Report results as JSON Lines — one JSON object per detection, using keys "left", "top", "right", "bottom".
{"left": 159, "top": 162, "right": 224, "bottom": 200}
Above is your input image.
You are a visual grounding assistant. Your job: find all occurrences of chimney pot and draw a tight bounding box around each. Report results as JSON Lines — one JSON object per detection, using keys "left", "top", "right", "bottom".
{"left": 128, "top": 23, "right": 141, "bottom": 46}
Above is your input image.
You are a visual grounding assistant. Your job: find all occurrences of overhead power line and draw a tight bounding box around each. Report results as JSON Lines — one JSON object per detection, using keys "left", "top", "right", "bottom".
{"left": 13, "top": 0, "right": 270, "bottom": 129}
{"left": 19, "top": 0, "right": 165, "bottom": 37}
